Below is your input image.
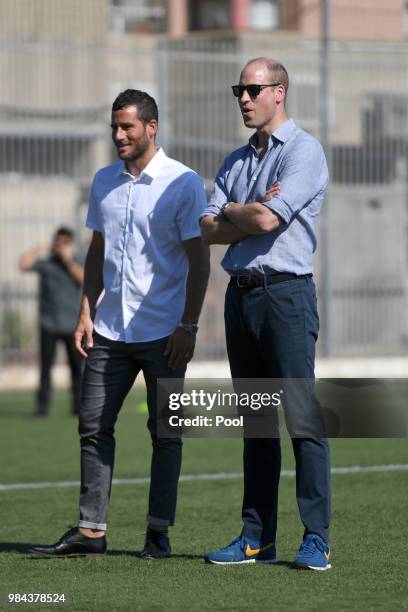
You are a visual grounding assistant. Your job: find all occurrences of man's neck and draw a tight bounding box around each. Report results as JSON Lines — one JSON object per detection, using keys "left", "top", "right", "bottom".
{"left": 256, "top": 114, "right": 288, "bottom": 151}
{"left": 125, "top": 146, "right": 158, "bottom": 177}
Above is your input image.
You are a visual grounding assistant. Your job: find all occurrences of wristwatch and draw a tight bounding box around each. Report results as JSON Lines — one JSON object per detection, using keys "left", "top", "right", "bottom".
{"left": 219, "top": 202, "right": 232, "bottom": 216}
{"left": 178, "top": 323, "right": 199, "bottom": 336}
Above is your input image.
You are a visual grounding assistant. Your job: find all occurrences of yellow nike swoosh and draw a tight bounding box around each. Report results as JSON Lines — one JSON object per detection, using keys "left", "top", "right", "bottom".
{"left": 245, "top": 543, "right": 274, "bottom": 557}
{"left": 324, "top": 549, "right": 330, "bottom": 560}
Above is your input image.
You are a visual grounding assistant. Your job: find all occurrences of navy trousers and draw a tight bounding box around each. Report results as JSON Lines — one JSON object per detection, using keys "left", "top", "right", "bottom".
{"left": 225, "top": 277, "right": 331, "bottom": 544}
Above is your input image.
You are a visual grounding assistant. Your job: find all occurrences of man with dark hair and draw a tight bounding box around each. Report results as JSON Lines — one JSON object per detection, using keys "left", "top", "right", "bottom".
{"left": 30, "top": 90, "right": 210, "bottom": 559}
{"left": 112, "top": 89, "right": 159, "bottom": 123}
{"left": 201, "top": 58, "right": 331, "bottom": 570}
{"left": 19, "top": 226, "right": 83, "bottom": 416}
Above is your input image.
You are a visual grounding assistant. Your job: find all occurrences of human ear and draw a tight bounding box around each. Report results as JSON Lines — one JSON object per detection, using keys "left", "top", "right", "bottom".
{"left": 147, "top": 119, "right": 158, "bottom": 139}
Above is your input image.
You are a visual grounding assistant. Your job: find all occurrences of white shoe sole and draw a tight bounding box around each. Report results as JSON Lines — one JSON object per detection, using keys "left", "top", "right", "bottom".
{"left": 206, "top": 558, "right": 278, "bottom": 565}
{"left": 294, "top": 562, "right": 332, "bottom": 571}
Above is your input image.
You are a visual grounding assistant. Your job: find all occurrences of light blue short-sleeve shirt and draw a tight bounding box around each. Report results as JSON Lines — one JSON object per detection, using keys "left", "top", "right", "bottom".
{"left": 202, "top": 119, "right": 329, "bottom": 276}
{"left": 86, "top": 148, "right": 206, "bottom": 342}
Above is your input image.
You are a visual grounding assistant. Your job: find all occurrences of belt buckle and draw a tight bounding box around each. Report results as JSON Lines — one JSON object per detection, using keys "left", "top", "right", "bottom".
{"left": 236, "top": 275, "right": 249, "bottom": 287}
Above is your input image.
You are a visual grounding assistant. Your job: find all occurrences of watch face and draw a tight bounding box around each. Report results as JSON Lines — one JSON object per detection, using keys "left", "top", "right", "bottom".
{"left": 179, "top": 323, "right": 199, "bottom": 334}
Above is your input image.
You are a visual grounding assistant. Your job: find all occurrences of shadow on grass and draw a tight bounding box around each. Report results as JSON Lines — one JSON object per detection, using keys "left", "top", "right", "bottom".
{"left": 0, "top": 542, "right": 35, "bottom": 554}
{"left": 108, "top": 549, "right": 203, "bottom": 560}
{"left": 0, "top": 410, "right": 77, "bottom": 419}
{"left": 0, "top": 543, "right": 202, "bottom": 561}
{"left": 106, "top": 549, "right": 296, "bottom": 569}
{"left": 273, "top": 560, "right": 294, "bottom": 568}
{"left": 0, "top": 544, "right": 295, "bottom": 566}
{"left": 0, "top": 410, "right": 34, "bottom": 419}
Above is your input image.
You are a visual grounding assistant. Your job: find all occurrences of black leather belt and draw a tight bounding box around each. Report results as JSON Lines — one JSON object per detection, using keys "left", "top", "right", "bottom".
{"left": 233, "top": 273, "right": 311, "bottom": 287}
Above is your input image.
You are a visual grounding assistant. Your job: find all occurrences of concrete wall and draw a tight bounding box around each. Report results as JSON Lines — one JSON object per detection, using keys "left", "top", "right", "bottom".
{"left": 0, "top": 0, "right": 107, "bottom": 44}
{"left": 283, "top": 0, "right": 407, "bottom": 42}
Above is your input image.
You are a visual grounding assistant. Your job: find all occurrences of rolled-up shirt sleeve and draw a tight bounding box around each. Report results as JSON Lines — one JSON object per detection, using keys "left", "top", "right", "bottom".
{"left": 263, "top": 140, "right": 329, "bottom": 224}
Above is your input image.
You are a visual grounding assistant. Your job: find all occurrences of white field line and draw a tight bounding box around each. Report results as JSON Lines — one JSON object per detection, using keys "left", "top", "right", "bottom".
{"left": 0, "top": 464, "right": 407, "bottom": 492}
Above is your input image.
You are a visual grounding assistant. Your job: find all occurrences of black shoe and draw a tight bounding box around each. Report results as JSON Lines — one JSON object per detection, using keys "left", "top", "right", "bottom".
{"left": 141, "top": 528, "right": 171, "bottom": 559}
{"left": 29, "top": 527, "right": 107, "bottom": 557}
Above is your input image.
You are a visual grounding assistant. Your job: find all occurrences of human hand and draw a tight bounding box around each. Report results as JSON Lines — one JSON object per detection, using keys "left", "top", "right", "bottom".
{"left": 55, "top": 242, "right": 74, "bottom": 265}
{"left": 164, "top": 327, "right": 196, "bottom": 369}
{"left": 74, "top": 316, "right": 94, "bottom": 357}
{"left": 257, "top": 181, "right": 280, "bottom": 203}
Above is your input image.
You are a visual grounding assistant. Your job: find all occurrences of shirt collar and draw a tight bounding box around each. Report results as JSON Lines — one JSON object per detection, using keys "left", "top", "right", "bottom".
{"left": 249, "top": 118, "right": 296, "bottom": 150}
{"left": 116, "top": 147, "right": 168, "bottom": 179}
{"left": 272, "top": 118, "right": 296, "bottom": 143}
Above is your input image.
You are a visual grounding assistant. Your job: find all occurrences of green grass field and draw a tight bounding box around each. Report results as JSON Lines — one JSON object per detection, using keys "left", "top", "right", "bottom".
{"left": 0, "top": 389, "right": 407, "bottom": 611}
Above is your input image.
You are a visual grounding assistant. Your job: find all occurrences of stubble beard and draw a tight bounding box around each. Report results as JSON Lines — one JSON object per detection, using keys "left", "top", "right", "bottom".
{"left": 117, "top": 134, "right": 150, "bottom": 162}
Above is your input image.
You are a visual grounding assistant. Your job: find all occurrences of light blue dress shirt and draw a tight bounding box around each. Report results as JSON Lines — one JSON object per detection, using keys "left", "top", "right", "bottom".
{"left": 203, "top": 119, "right": 329, "bottom": 276}
{"left": 86, "top": 148, "right": 206, "bottom": 342}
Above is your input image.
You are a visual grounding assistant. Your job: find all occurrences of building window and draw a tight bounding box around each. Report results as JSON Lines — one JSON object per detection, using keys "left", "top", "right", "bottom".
{"left": 190, "top": 0, "right": 230, "bottom": 30}
{"left": 109, "top": 0, "right": 166, "bottom": 34}
{"left": 404, "top": 1, "right": 408, "bottom": 34}
{"left": 251, "top": 0, "right": 279, "bottom": 31}
{"left": 287, "top": 77, "right": 321, "bottom": 132}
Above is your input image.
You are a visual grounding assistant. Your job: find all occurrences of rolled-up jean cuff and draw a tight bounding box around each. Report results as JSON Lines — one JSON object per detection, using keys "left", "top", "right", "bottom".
{"left": 147, "top": 515, "right": 173, "bottom": 527}
{"left": 78, "top": 520, "right": 107, "bottom": 531}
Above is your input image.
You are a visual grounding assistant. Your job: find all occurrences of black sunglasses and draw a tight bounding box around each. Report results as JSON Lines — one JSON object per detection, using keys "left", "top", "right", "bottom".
{"left": 231, "top": 83, "right": 281, "bottom": 99}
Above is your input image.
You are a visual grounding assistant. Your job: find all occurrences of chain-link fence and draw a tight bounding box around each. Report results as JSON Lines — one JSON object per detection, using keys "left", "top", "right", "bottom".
{"left": 1, "top": 3, "right": 407, "bottom": 363}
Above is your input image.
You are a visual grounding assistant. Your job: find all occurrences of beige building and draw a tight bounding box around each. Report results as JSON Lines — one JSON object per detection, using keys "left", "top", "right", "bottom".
{"left": 282, "top": 0, "right": 408, "bottom": 41}
{"left": 120, "top": 0, "right": 408, "bottom": 41}
{"left": 1, "top": 0, "right": 407, "bottom": 359}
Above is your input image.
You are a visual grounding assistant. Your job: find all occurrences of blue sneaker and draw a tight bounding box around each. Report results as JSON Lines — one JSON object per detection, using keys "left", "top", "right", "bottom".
{"left": 205, "top": 535, "right": 277, "bottom": 565}
{"left": 293, "top": 533, "right": 331, "bottom": 571}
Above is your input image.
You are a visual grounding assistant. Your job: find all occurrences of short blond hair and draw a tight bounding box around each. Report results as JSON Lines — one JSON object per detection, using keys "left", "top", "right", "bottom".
{"left": 244, "top": 57, "right": 289, "bottom": 94}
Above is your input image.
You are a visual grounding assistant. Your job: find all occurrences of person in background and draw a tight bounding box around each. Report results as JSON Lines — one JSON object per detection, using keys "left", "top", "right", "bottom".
{"left": 19, "top": 226, "right": 84, "bottom": 417}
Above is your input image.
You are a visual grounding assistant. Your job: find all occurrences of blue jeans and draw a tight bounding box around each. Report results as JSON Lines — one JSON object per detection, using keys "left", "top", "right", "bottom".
{"left": 225, "top": 277, "right": 331, "bottom": 544}
{"left": 78, "top": 332, "right": 185, "bottom": 531}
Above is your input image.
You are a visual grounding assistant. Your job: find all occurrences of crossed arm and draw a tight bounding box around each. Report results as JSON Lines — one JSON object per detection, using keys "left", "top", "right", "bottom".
{"left": 201, "top": 183, "right": 282, "bottom": 245}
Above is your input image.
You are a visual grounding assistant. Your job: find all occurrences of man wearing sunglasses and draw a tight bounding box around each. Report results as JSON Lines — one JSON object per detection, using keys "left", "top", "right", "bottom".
{"left": 201, "top": 58, "right": 331, "bottom": 570}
